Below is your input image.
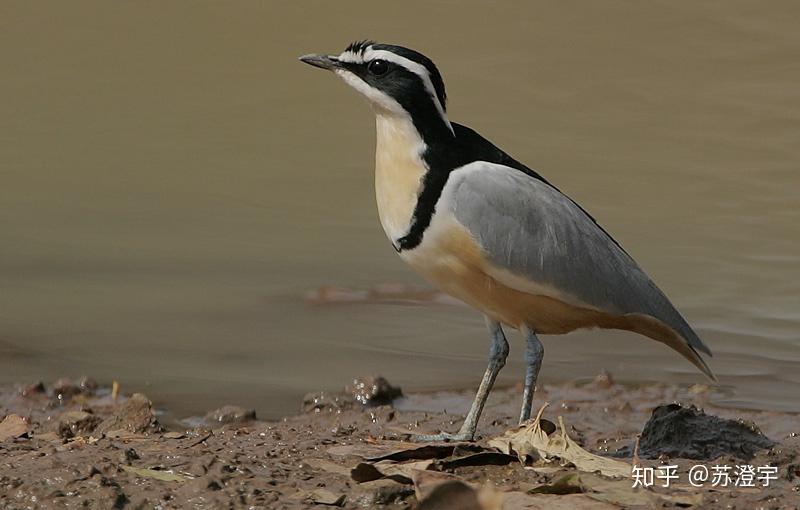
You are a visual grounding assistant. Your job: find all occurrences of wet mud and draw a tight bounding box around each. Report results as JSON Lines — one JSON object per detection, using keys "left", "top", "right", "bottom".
{"left": 1, "top": 375, "right": 798, "bottom": 509}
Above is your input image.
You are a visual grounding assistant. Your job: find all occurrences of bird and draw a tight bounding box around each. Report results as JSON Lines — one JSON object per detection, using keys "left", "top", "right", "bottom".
{"left": 299, "top": 41, "right": 714, "bottom": 441}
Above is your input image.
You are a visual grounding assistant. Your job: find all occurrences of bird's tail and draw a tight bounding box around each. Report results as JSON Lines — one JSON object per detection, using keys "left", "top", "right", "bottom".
{"left": 621, "top": 313, "right": 716, "bottom": 382}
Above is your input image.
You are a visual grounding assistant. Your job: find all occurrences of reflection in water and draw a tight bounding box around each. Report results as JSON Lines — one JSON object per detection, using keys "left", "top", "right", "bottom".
{"left": 1, "top": 2, "right": 798, "bottom": 418}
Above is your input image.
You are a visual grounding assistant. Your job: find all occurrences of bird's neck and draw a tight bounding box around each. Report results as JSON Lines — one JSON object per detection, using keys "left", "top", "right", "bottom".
{"left": 373, "top": 113, "right": 430, "bottom": 245}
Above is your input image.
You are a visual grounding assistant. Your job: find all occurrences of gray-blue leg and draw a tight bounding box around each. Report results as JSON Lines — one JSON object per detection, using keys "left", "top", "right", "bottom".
{"left": 519, "top": 327, "right": 544, "bottom": 423}
{"left": 413, "top": 317, "right": 509, "bottom": 442}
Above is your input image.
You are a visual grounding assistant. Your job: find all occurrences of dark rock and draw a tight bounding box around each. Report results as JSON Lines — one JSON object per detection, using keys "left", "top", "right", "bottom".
{"left": 204, "top": 405, "right": 256, "bottom": 425}
{"left": 346, "top": 376, "right": 402, "bottom": 407}
{"left": 633, "top": 403, "right": 774, "bottom": 460}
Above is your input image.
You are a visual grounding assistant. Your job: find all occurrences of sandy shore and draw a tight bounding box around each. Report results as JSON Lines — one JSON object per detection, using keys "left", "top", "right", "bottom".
{"left": 1, "top": 375, "right": 797, "bottom": 509}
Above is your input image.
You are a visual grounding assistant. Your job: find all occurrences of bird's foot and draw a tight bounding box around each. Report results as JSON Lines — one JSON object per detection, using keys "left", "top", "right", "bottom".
{"left": 410, "top": 431, "right": 474, "bottom": 442}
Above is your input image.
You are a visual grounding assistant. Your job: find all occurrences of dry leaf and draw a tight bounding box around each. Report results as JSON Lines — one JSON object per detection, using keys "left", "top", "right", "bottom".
{"left": 351, "top": 459, "right": 433, "bottom": 483}
{"left": 367, "top": 443, "right": 482, "bottom": 462}
{"left": 328, "top": 441, "right": 478, "bottom": 461}
{"left": 489, "top": 403, "right": 631, "bottom": 478}
{"left": 433, "top": 451, "right": 515, "bottom": 471}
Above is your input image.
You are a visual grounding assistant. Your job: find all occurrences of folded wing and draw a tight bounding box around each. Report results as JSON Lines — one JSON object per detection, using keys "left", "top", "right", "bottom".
{"left": 446, "top": 161, "right": 714, "bottom": 379}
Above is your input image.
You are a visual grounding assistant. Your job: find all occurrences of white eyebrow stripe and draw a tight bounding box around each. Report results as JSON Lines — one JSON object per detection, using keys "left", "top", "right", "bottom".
{"left": 363, "top": 48, "right": 453, "bottom": 134}
{"left": 337, "top": 50, "right": 363, "bottom": 64}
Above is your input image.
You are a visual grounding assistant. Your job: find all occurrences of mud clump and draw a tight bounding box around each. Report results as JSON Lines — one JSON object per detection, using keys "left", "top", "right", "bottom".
{"left": 302, "top": 390, "right": 356, "bottom": 413}
{"left": 95, "top": 393, "right": 161, "bottom": 434}
{"left": 53, "top": 376, "right": 98, "bottom": 399}
{"left": 54, "top": 410, "right": 102, "bottom": 438}
{"left": 346, "top": 376, "right": 403, "bottom": 407}
{"left": 303, "top": 375, "right": 402, "bottom": 413}
{"left": 0, "top": 414, "right": 30, "bottom": 441}
{"left": 204, "top": 405, "right": 256, "bottom": 425}
{"left": 635, "top": 403, "right": 775, "bottom": 460}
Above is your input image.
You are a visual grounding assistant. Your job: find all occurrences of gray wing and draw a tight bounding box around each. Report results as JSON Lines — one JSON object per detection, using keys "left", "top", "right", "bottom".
{"left": 447, "top": 161, "right": 712, "bottom": 360}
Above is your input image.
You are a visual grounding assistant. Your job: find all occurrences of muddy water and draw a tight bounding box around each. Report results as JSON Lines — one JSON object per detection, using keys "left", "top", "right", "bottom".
{"left": 1, "top": 2, "right": 798, "bottom": 419}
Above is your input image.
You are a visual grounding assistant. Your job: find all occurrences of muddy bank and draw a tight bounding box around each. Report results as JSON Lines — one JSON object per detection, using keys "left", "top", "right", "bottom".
{"left": 1, "top": 375, "right": 798, "bottom": 509}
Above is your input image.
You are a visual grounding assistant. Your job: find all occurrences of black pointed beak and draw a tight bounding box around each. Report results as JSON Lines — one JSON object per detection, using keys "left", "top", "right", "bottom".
{"left": 298, "top": 54, "right": 340, "bottom": 71}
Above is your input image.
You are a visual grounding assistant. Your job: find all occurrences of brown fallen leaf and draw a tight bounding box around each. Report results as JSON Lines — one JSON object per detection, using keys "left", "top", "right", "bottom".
{"left": 328, "top": 440, "right": 479, "bottom": 461}
{"left": 367, "top": 442, "right": 483, "bottom": 462}
{"left": 121, "top": 465, "right": 186, "bottom": 482}
{"left": 489, "top": 403, "right": 631, "bottom": 478}
{"left": 433, "top": 451, "right": 515, "bottom": 471}
{"left": 351, "top": 459, "right": 433, "bottom": 484}
{"left": 0, "top": 414, "right": 29, "bottom": 441}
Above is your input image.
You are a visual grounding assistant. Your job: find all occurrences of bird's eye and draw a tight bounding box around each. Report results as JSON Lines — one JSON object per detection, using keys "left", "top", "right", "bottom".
{"left": 367, "top": 59, "right": 389, "bottom": 76}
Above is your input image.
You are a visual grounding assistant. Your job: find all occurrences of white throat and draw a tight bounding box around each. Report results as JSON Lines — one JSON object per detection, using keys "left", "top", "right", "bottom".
{"left": 374, "top": 113, "right": 428, "bottom": 243}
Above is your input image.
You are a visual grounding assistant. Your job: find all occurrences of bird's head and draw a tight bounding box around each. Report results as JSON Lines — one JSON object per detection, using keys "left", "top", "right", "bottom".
{"left": 300, "top": 41, "right": 453, "bottom": 137}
